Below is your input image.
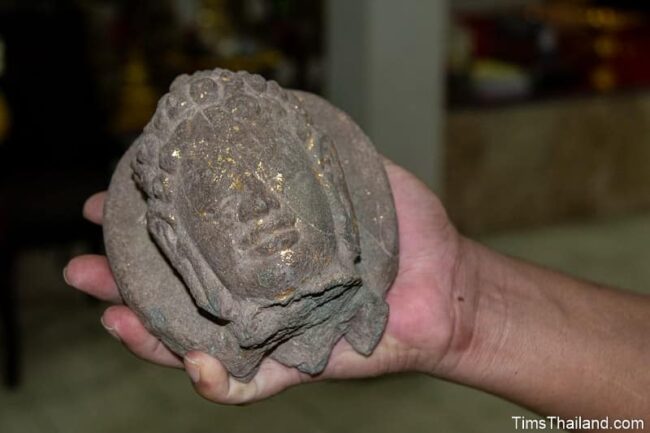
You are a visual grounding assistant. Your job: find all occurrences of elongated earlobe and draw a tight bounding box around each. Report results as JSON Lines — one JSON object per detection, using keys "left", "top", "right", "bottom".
{"left": 174, "top": 237, "right": 238, "bottom": 321}
{"left": 312, "top": 132, "right": 361, "bottom": 263}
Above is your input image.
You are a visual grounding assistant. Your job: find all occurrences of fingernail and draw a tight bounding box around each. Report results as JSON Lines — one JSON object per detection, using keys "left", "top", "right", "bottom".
{"left": 185, "top": 355, "right": 201, "bottom": 383}
{"left": 100, "top": 317, "right": 121, "bottom": 342}
{"left": 62, "top": 266, "right": 70, "bottom": 285}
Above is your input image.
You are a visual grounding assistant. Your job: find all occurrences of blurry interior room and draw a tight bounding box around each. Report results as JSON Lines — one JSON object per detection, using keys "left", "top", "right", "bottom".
{"left": 1, "top": 0, "right": 649, "bottom": 432}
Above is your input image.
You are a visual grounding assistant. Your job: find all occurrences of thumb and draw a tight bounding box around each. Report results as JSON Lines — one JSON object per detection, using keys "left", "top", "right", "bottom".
{"left": 183, "top": 352, "right": 310, "bottom": 405}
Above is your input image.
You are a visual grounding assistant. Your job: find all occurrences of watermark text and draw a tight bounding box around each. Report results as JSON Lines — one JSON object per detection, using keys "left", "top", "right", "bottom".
{"left": 512, "top": 415, "right": 645, "bottom": 430}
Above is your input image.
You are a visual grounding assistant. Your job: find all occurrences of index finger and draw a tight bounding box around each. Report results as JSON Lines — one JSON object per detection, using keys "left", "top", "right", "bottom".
{"left": 83, "top": 191, "right": 107, "bottom": 225}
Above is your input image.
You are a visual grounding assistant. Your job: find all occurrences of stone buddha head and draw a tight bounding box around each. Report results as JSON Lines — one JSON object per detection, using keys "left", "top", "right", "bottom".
{"left": 131, "top": 69, "right": 362, "bottom": 346}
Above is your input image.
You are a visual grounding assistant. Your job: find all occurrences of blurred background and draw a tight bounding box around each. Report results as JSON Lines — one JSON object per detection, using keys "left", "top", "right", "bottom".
{"left": 1, "top": 0, "right": 649, "bottom": 431}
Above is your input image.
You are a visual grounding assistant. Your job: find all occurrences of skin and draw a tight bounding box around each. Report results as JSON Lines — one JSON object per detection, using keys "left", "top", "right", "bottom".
{"left": 65, "top": 160, "right": 650, "bottom": 428}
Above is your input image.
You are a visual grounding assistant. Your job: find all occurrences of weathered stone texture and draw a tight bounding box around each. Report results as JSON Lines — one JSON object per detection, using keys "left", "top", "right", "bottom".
{"left": 104, "top": 69, "right": 398, "bottom": 381}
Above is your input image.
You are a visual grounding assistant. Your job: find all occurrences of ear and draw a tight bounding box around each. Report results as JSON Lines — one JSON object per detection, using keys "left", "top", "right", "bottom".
{"left": 316, "top": 133, "right": 361, "bottom": 259}
{"left": 175, "top": 233, "right": 238, "bottom": 321}
{"left": 147, "top": 212, "right": 237, "bottom": 321}
{"left": 345, "top": 289, "right": 389, "bottom": 355}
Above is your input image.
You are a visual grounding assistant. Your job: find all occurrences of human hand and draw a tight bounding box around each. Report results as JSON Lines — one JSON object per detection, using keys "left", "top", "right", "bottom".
{"left": 65, "top": 160, "right": 474, "bottom": 404}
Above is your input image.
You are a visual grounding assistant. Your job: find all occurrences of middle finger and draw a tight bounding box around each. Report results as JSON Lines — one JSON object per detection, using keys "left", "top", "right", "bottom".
{"left": 65, "top": 254, "right": 123, "bottom": 304}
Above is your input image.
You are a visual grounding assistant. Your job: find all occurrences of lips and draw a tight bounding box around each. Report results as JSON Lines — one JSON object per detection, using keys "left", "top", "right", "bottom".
{"left": 253, "top": 229, "right": 299, "bottom": 256}
{"left": 240, "top": 213, "right": 298, "bottom": 255}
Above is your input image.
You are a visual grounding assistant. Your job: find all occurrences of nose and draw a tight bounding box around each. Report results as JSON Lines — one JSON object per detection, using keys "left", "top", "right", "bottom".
{"left": 237, "top": 191, "right": 280, "bottom": 222}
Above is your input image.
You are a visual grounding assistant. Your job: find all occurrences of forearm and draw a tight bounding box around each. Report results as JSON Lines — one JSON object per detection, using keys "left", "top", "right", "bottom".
{"left": 440, "top": 237, "right": 650, "bottom": 422}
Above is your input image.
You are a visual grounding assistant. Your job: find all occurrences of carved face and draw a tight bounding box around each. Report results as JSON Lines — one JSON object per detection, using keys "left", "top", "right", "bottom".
{"left": 175, "top": 112, "right": 337, "bottom": 302}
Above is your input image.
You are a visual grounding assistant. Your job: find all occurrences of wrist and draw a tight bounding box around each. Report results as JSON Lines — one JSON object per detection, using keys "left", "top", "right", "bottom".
{"left": 429, "top": 236, "right": 506, "bottom": 380}
{"left": 431, "top": 235, "right": 556, "bottom": 390}
{"left": 425, "top": 235, "right": 650, "bottom": 420}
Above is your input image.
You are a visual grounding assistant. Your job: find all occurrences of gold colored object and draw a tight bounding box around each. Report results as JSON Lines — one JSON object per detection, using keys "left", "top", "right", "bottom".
{"left": 592, "top": 65, "right": 617, "bottom": 92}
{"left": 594, "top": 35, "right": 618, "bottom": 59}
{"left": 112, "top": 50, "right": 158, "bottom": 134}
{"left": 527, "top": 3, "right": 641, "bottom": 31}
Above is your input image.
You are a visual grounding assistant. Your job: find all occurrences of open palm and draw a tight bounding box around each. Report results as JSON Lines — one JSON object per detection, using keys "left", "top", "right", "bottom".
{"left": 66, "top": 160, "right": 464, "bottom": 404}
